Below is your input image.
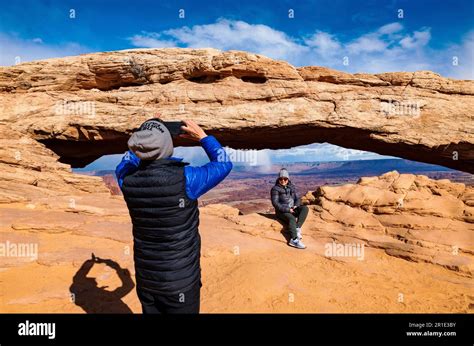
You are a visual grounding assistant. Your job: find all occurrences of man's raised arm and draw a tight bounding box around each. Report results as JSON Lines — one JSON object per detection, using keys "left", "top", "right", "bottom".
{"left": 181, "top": 120, "right": 233, "bottom": 200}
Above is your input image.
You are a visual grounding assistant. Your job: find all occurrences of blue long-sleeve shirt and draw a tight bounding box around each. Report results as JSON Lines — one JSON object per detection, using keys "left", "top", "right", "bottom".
{"left": 115, "top": 135, "right": 233, "bottom": 200}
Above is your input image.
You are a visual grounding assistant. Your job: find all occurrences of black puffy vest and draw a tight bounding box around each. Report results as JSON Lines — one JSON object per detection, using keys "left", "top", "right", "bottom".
{"left": 121, "top": 159, "right": 200, "bottom": 295}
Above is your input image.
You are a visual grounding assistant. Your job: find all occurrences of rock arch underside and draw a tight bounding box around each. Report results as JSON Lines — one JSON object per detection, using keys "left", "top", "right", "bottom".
{"left": 0, "top": 48, "right": 473, "bottom": 313}
{"left": 0, "top": 48, "right": 473, "bottom": 171}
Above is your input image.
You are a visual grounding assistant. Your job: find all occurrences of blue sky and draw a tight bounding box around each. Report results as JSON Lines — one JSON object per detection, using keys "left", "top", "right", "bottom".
{"left": 74, "top": 143, "right": 389, "bottom": 172}
{"left": 2, "top": 0, "right": 473, "bottom": 169}
{"left": 1, "top": 0, "right": 473, "bottom": 77}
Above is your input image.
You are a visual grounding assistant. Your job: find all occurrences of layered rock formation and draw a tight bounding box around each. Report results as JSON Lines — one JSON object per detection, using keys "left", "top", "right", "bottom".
{"left": 302, "top": 171, "right": 474, "bottom": 275}
{"left": 0, "top": 123, "right": 109, "bottom": 204}
{"left": 0, "top": 48, "right": 473, "bottom": 172}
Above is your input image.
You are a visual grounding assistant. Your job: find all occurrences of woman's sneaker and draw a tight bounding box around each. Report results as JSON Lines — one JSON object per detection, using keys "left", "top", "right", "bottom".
{"left": 296, "top": 227, "right": 302, "bottom": 240}
{"left": 289, "top": 238, "right": 306, "bottom": 249}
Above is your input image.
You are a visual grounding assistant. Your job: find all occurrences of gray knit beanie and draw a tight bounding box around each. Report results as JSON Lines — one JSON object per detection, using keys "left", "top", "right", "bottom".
{"left": 128, "top": 119, "right": 174, "bottom": 160}
{"left": 279, "top": 168, "right": 290, "bottom": 179}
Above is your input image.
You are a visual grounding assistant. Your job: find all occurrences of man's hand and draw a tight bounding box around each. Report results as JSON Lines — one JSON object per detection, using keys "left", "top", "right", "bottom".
{"left": 179, "top": 120, "right": 208, "bottom": 141}
{"left": 290, "top": 207, "right": 295, "bottom": 214}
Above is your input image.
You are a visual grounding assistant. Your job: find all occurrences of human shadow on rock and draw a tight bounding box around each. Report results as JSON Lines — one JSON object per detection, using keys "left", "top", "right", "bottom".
{"left": 69, "top": 253, "right": 135, "bottom": 313}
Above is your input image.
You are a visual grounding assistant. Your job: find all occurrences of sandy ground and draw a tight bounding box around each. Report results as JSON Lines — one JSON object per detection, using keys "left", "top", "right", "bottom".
{"left": 0, "top": 202, "right": 472, "bottom": 313}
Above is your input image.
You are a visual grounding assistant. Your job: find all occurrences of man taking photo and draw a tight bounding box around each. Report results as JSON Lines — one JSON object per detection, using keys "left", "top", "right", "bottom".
{"left": 116, "top": 118, "right": 232, "bottom": 314}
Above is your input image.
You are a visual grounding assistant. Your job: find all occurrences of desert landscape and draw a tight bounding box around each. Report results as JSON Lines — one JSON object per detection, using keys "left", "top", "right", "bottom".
{"left": 91, "top": 158, "right": 474, "bottom": 214}
{"left": 0, "top": 48, "right": 473, "bottom": 313}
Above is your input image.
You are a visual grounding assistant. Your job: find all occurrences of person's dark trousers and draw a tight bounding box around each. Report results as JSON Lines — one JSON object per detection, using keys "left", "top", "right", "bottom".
{"left": 276, "top": 205, "right": 309, "bottom": 239}
{"left": 137, "top": 280, "right": 201, "bottom": 314}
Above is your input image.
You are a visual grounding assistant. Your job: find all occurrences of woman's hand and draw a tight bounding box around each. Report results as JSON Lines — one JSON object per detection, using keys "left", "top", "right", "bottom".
{"left": 179, "top": 120, "right": 208, "bottom": 141}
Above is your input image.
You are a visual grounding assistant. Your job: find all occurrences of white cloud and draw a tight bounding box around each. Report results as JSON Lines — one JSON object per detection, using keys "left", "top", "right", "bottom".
{"left": 454, "top": 31, "right": 474, "bottom": 79}
{"left": 304, "top": 31, "right": 342, "bottom": 56}
{"left": 347, "top": 34, "right": 388, "bottom": 54}
{"left": 173, "top": 143, "right": 392, "bottom": 167}
{"left": 268, "top": 143, "right": 393, "bottom": 162}
{"left": 75, "top": 142, "right": 392, "bottom": 172}
{"left": 0, "top": 33, "right": 90, "bottom": 66}
{"left": 128, "top": 19, "right": 473, "bottom": 79}
{"left": 399, "top": 29, "right": 431, "bottom": 49}
{"left": 128, "top": 32, "right": 177, "bottom": 48}
{"left": 129, "top": 18, "right": 308, "bottom": 62}
{"left": 377, "top": 22, "right": 404, "bottom": 35}
{"left": 173, "top": 146, "right": 209, "bottom": 166}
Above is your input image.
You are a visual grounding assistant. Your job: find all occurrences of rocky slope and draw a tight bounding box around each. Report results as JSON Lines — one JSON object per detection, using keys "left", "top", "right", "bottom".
{"left": 0, "top": 48, "right": 473, "bottom": 171}
{"left": 302, "top": 171, "right": 474, "bottom": 275}
{"left": 0, "top": 171, "right": 472, "bottom": 313}
{"left": 0, "top": 123, "right": 109, "bottom": 204}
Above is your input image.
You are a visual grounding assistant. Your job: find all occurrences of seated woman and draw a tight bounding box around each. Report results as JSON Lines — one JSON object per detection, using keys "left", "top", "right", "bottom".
{"left": 270, "top": 168, "right": 309, "bottom": 249}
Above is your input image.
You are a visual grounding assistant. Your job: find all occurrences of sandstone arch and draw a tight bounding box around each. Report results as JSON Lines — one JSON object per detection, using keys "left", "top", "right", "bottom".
{"left": 0, "top": 48, "right": 472, "bottom": 173}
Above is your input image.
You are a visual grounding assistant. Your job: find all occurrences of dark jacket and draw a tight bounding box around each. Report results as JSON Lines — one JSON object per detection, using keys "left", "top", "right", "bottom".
{"left": 116, "top": 136, "right": 233, "bottom": 200}
{"left": 118, "top": 136, "right": 232, "bottom": 295}
{"left": 121, "top": 159, "right": 200, "bottom": 295}
{"left": 271, "top": 179, "right": 300, "bottom": 213}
